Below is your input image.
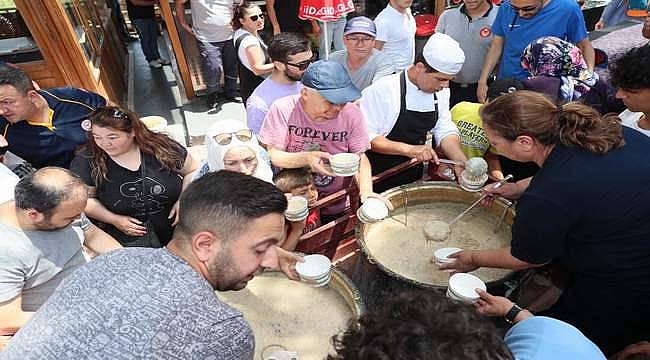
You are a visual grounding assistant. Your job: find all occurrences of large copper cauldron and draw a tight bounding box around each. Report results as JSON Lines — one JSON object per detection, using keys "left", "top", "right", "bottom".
{"left": 353, "top": 181, "right": 516, "bottom": 311}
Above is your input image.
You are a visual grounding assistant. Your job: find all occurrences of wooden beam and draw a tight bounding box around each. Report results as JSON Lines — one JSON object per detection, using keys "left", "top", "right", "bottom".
{"left": 158, "top": 0, "right": 196, "bottom": 99}
{"left": 14, "top": 0, "right": 101, "bottom": 94}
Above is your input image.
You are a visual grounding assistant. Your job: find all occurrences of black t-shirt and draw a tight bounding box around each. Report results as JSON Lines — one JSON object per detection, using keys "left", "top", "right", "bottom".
{"left": 511, "top": 127, "right": 650, "bottom": 351}
{"left": 126, "top": 0, "right": 155, "bottom": 20}
{"left": 71, "top": 145, "right": 187, "bottom": 246}
{"left": 273, "top": 0, "right": 311, "bottom": 34}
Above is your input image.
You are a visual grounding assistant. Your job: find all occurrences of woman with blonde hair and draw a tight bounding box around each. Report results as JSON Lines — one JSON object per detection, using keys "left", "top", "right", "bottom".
{"left": 441, "top": 91, "right": 650, "bottom": 356}
{"left": 71, "top": 107, "right": 198, "bottom": 247}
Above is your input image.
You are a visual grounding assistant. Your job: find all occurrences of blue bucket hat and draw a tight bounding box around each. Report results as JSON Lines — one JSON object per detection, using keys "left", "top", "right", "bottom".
{"left": 301, "top": 60, "right": 361, "bottom": 105}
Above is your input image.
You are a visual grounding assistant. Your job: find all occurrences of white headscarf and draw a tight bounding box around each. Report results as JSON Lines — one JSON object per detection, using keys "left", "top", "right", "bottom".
{"left": 204, "top": 121, "right": 273, "bottom": 183}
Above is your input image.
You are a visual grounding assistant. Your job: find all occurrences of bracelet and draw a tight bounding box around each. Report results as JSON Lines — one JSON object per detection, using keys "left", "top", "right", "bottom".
{"left": 504, "top": 304, "right": 523, "bottom": 324}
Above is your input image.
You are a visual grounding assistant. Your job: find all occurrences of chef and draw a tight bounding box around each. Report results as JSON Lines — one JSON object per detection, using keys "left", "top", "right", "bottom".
{"left": 360, "top": 33, "right": 468, "bottom": 192}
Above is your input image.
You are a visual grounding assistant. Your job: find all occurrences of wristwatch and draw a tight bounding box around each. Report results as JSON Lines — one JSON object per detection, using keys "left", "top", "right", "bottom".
{"left": 504, "top": 304, "right": 523, "bottom": 324}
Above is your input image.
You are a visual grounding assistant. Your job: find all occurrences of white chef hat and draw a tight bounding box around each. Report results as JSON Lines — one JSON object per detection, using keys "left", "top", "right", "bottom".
{"left": 421, "top": 33, "right": 466, "bottom": 75}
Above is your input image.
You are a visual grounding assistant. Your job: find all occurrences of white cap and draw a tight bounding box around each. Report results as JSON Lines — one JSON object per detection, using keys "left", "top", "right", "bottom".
{"left": 422, "top": 33, "right": 465, "bottom": 75}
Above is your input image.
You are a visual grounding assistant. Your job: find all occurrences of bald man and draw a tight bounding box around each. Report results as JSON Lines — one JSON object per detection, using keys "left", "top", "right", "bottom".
{"left": 0, "top": 167, "right": 121, "bottom": 340}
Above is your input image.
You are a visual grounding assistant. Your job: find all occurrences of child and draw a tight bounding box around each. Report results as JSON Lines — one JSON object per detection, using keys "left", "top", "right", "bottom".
{"left": 274, "top": 167, "right": 321, "bottom": 251}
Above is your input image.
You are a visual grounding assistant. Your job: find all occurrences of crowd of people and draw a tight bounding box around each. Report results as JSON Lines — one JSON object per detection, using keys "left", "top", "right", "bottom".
{"left": 0, "top": 0, "right": 649, "bottom": 358}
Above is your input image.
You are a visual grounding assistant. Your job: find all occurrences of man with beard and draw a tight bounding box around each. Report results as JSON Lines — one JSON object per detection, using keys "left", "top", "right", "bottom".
{"left": 246, "top": 33, "right": 313, "bottom": 134}
{"left": 2, "top": 171, "right": 302, "bottom": 359}
{"left": 0, "top": 167, "right": 121, "bottom": 343}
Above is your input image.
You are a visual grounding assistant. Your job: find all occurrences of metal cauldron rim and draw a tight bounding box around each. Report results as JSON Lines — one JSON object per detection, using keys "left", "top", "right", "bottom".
{"left": 355, "top": 180, "right": 516, "bottom": 290}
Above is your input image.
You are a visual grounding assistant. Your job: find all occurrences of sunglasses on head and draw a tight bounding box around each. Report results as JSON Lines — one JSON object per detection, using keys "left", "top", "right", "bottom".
{"left": 112, "top": 109, "right": 128, "bottom": 119}
{"left": 213, "top": 129, "right": 253, "bottom": 145}
{"left": 249, "top": 14, "right": 264, "bottom": 21}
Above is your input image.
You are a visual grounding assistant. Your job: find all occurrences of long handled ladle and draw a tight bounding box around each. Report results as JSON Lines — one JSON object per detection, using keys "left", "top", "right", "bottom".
{"left": 424, "top": 175, "right": 513, "bottom": 242}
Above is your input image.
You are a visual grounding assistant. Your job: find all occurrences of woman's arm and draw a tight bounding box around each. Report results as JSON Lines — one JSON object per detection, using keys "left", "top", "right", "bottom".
{"left": 85, "top": 197, "right": 147, "bottom": 236}
{"left": 244, "top": 44, "right": 274, "bottom": 76}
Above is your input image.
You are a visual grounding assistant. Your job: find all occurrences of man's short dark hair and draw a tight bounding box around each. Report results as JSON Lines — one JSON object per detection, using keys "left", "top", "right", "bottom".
{"left": 609, "top": 45, "right": 650, "bottom": 90}
{"left": 0, "top": 65, "right": 34, "bottom": 94}
{"left": 414, "top": 51, "right": 437, "bottom": 73}
{"left": 329, "top": 291, "right": 514, "bottom": 360}
{"left": 175, "top": 170, "right": 288, "bottom": 242}
{"left": 274, "top": 167, "right": 314, "bottom": 193}
{"left": 14, "top": 167, "right": 86, "bottom": 218}
{"left": 268, "top": 32, "right": 311, "bottom": 63}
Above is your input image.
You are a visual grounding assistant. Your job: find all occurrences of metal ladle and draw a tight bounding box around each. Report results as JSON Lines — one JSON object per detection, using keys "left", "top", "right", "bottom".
{"left": 424, "top": 175, "right": 513, "bottom": 242}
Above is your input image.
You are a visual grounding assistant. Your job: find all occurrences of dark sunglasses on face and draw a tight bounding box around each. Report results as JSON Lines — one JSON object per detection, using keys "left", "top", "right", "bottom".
{"left": 249, "top": 14, "right": 264, "bottom": 21}
{"left": 284, "top": 56, "right": 314, "bottom": 71}
{"left": 510, "top": 2, "right": 540, "bottom": 12}
{"left": 213, "top": 129, "right": 253, "bottom": 145}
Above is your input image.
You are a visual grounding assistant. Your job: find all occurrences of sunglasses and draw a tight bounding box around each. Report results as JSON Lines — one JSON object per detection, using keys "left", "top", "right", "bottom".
{"left": 249, "top": 14, "right": 265, "bottom": 21}
{"left": 345, "top": 36, "right": 374, "bottom": 44}
{"left": 284, "top": 56, "right": 314, "bottom": 71}
{"left": 213, "top": 129, "right": 253, "bottom": 145}
{"left": 510, "top": 2, "right": 540, "bottom": 12}
{"left": 112, "top": 109, "right": 128, "bottom": 119}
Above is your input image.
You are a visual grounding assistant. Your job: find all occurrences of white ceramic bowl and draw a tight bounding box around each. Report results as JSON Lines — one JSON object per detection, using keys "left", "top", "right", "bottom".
{"left": 285, "top": 196, "right": 309, "bottom": 221}
{"left": 459, "top": 171, "right": 489, "bottom": 192}
{"left": 296, "top": 254, "right": 331, "bottom": 281}
{"left": 360, "top": 198, "right": 389, "bottom": 221}
{"left": 140, "top": 116, "right": 168, "bottom": 133}
{"left": 447, "top": 273, "right": 486, "bottom": 303}
{"left": 330, "top": 153, "right": 360, "bottom": 167}
{"left": 433, "top": 247, "right": 462, "bottom": 266}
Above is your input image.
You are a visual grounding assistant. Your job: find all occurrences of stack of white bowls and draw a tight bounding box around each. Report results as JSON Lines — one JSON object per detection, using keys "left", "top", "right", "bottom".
{"left": 284, "top": 196, "right": 309, "bottom": 222}
{"left": 433, "top": 247, "right": 462, "bottom": 268}
{"left": 446, "top": 273, "right": 486, "bottom": 304}
{"left": 459, "top": 170, "right": 489, "bottom": 192}
{"left": 329, "top": 153, "right": 360, "bottom": 177}
{"left": 295, "top": 254, "right": 332, "bottom": 287}
{"left": 356, "top": 198, "right": 389, "bottom": 224}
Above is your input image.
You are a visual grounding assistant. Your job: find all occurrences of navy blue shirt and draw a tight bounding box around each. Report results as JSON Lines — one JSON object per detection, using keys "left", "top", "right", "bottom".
{"left": 511, "top": 127, "right": 650, "bottom": 352}
{"left": 0, "top": 88, "right": 106, "bottom": 168}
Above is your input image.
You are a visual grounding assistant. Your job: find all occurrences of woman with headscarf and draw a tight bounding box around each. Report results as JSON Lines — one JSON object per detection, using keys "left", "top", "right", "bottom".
{"left": 195, "top": 121, "right": 273, "bottom": 182}
{"left": 520, "top": 36, "right": 624, "bottom": 114}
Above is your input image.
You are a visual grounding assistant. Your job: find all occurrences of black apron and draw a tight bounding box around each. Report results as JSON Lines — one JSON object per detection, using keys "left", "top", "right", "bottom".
{"left": 366, "top": 71, "right": 439, "bottom": 193}
{"left": 235, "top": 32, "right": 269, "bottom": 106}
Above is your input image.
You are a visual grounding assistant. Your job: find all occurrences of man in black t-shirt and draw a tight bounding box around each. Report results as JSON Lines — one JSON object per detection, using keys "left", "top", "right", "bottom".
{"left": 126, "top": 0, "right": 171, "bottom": 68}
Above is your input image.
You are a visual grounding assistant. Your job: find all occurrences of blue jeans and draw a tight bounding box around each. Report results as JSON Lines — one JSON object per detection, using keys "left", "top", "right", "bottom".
{"left": 197, "top": 39, "right": 238, "bottom": 96}
{"left": 318, "top": 16, "right": 346, "bottom": 59}
{"left": 132, "top": 18, "right": 161, "bottom": 62}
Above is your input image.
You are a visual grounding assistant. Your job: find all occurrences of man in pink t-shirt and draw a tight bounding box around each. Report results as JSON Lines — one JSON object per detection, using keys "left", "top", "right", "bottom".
{"left": 259, "top": 60, "right": 385, "bottom": 219}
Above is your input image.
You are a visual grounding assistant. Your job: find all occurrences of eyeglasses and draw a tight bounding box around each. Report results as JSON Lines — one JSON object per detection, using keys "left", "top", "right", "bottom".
{"left": 345, "top": 36, "right": 374, "bottom": 44}
{"left": 249, "top": 14, "right": 265, "bottom": 21}
{"left": 213, "top": 129, "right": 253, "bottom": 145}
{"left": 510, "top": 1, "right": 541, "bottom": 13}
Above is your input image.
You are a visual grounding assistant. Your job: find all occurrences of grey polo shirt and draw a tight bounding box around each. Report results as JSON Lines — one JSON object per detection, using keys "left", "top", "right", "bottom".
{"left": 436, "top": 3, "right": 497, "bottom": 84}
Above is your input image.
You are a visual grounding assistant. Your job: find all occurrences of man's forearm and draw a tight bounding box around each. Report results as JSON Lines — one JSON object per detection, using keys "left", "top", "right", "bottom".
{"left": 84, "top": 224, "right": 122, "bottom": 254}
{"left": 479, "top": 37, "right": 504, "bottom": 83}
{"left": 438, "top": 135, "right": 467, "bottom": 161}
{"left": 370, "top": 136, "right": 413, "bottom": 157}
{"left": 472, "top": 247, "right": 539, "bottom": 270}
{"left": 577, "top": 39, "right": 595, "bottom": 71}
{"left": 355, "top": 153, "right": 373, "bottom": 195}
{"left": 268, "top": 148, "right": 310, "bottom": 169}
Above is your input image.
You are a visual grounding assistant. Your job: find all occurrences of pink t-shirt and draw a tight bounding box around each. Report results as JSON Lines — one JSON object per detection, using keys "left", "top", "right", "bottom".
{"left": 259, "top": 95, "right": 370, "bottom": 215}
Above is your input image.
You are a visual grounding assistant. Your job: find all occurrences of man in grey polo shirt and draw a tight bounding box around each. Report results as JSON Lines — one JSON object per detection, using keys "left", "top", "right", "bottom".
{"left": 330, "top": 16, "right": 395, "bottom": 91}
{"left": 436, "top": 0, "right": 497, "bottom": 106}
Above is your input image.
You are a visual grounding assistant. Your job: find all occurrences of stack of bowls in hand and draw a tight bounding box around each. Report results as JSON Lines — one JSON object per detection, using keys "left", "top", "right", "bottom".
{"left": 329, "top": 153, "right": 360, "bottom": 177}
{"left": 459, "top": 157, "right": 489, "bottom": 192}
{"left": 356, "top": 198, "right": 389, "bottom": 224}
{"left": 284, "top": 196, "right": 309, "bottom": 222}
{"left": 446, "top": 273, "right": 486, "bottom": 304}
{"left": 295, "top": 254, "right": 332, "bottom": 287}
{"left": 433, "top": 247, "right": 462, "bottom": 268}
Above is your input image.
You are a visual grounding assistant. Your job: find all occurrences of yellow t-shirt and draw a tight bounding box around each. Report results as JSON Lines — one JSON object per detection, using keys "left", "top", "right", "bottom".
{"left": 450, "top": 102, "right": 497, "bottom": 159}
